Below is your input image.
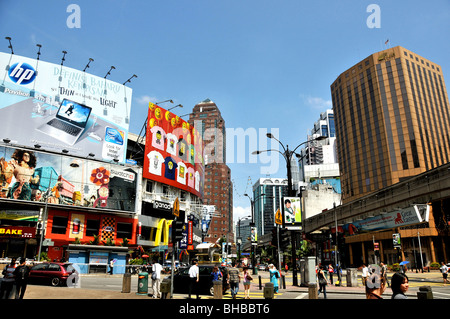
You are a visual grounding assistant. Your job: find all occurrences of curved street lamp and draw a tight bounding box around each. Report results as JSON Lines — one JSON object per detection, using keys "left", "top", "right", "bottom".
{"left": 253, "top": 134, "right": 326, "bottom": 285}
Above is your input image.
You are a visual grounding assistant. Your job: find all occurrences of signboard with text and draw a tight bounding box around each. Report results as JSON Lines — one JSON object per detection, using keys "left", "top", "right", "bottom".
{"left": 0, "top": 52, "right": 132, "bottom": 162}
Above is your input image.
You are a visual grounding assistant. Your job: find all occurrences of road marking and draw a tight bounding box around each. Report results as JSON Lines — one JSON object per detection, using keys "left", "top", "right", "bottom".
{"left": 295, "top": 293, "right": 308, "bottom": 299}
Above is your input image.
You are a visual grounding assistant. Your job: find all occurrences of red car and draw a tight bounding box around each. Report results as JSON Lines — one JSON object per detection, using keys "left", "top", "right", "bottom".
{"left": 29, "top": 262, "right": 75, "bottom": 286}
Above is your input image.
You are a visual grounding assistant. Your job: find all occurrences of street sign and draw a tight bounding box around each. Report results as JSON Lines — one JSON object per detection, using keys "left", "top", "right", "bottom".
{"left": 172, "top": 197, "right": 180, "bottom": 217}
{"left": 275, "top": 209, "right": 282, "bottom": 225}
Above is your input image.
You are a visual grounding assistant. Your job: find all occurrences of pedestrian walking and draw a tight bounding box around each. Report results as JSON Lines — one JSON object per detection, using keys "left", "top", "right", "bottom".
{"left": 440, "top": 262, "right": 449, "bottom": 284}
{"left": 328, "top": 264, "right": 334, "bottom": 284}
{"left": 268, "top": 264, "right": 280, "bottom": 294}
{"left": 380, "top": 262, "right": 389, "bottom": 287}
{"left": 390, "top": 272, "right": 409, "bottom": 299}
{"left": 13, "top": 257, "right": 29, "bottom": 299}
{"left": 361, "top": 263, "right": 369, "bottom": 287}
{"left": 317, "top": 265, "right": 329, "bottom": 299}
{"left": 211, "top": 266, "right": 222, "bottom": 281}
{"left": 0, "top": 257, "right": 16, "bottom": 299}
{"left": 108, "top": 259, "right": 115, "bottom": 275}
{"left": 188, "top": 260, "right": 200, "bottom": 299}
{"left": 243, "top": 266, "right": 253, "bottom": 299}
{"left": 227, "top": 261, "right": 241, "bottom": 299}
{"left": 151, "top": 259, "right": 163, "bottom": 298}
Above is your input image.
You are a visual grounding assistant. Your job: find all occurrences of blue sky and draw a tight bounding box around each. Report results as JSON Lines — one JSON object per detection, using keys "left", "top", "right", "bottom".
{"left": 1, "top": 0, "right": 449, "bottom": 222}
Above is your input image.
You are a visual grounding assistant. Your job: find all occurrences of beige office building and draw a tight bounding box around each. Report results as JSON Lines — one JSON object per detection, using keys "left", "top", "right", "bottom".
{"left": 331, "top": 46, "right": 450, "bottom": 204}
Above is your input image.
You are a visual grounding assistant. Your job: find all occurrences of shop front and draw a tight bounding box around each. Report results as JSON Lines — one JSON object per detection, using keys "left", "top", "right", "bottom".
{"left": 41, "top": 208, "right": 137, "bottom": 273}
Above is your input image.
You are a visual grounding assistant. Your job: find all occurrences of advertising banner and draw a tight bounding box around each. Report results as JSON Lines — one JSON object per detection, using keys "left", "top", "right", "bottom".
{"left": 0, "top": 52, "right": 132, "bottom": 162}
{"left": 0, "top": 145, "right": 137, "bottom": 212}
{"left": 282, "top": 197, "right": 302, "bottom": 230}
{"left": 143, "top": 103, "right": 204, "bottom": 198}
{"left": 342, "top": 204, "right": 430, "bottom": 236}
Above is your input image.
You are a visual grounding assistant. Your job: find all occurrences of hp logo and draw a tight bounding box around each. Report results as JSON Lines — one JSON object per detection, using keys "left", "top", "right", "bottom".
{"left": 8, "top": 62, "right": 36, "bottom": 85}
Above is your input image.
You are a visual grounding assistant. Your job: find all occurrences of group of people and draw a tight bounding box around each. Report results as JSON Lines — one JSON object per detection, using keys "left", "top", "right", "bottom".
{"left": 186, "top": 260, "right": 282, "bottom": 299}
{"left": 0, "top": 257, "right": 30, "bottom": 299}
{"left": 317, "top": 262, "right": 411, "bottom": 299}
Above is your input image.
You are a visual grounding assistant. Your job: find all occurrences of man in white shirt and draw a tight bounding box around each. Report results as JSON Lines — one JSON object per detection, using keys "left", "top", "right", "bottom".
{"left": 152, "top": 259, "right": 163, "bottom": 298}
{"left": 361, "top": 263, "right": 369, "bottom": 286}
{"left": 188, "top": 260, "right": 200, "bottom": 299}
{"left": 440, "top": 262, "right": 449, "bottom": 284}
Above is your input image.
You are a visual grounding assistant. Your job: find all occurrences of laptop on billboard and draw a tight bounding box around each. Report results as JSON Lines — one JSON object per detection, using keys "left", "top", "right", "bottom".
{"left": 37, "top": 98, "right": 92, "bottom": 145}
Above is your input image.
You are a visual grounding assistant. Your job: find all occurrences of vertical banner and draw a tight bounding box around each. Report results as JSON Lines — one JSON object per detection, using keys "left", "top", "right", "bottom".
{"left": 282, "top": 197, "right": 302, "bottom": 230}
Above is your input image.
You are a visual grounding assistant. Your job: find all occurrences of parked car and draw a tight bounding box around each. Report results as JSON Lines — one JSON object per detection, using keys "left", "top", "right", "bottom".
{"left": 29, "top": 262, "right": 75, "bottom": 286}
{"left": 258, "top": 264, "right": 268, "bottom": 271}
{"left": 171, "top": 265, "right": 230, "bottom": 296}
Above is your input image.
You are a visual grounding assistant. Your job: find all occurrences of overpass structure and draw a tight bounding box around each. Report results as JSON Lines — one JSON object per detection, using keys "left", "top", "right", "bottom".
{"left": 305, "top": 162, "right": 450, "bottom": 233}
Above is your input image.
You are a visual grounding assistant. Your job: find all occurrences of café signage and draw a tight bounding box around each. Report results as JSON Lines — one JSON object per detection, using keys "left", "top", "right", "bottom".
{"left": 0, "top": 226, "right": 35, "bottom": 238}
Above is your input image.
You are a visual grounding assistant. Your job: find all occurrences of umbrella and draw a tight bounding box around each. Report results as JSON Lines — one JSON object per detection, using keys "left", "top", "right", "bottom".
{"left": 399, "top": 261, "right": 410, "bottom": 265}
{"left": 142, "top": 254, "right": 149, "bottom": 258}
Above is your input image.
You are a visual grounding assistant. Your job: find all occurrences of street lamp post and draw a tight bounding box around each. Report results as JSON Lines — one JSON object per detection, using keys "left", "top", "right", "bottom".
{"left": 244, "top": 193, "right": 266, "bottom": 275}
{"left": 253, "top": 134, "right": 325, "bottom": 286}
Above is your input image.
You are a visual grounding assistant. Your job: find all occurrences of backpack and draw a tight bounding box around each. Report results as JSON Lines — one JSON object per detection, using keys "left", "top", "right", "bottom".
{"left": 16, "top": 266, "right": 28, "bottom": 280}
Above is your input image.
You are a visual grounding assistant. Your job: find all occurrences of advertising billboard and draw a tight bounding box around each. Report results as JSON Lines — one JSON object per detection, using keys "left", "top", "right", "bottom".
{"left": 143, "top": 103, "right": 204, "bottom": 198}
{"left": 342, "top": 205, "right": 430, "bottom": 236}
{"left": 0, "top": 145, "right": 137, "bottom": 212}
{"left": 0, "top": 52, "right": 132, "bottom": 162}
{"left": 282, "top": 197, "right": 302, "bottom": 230}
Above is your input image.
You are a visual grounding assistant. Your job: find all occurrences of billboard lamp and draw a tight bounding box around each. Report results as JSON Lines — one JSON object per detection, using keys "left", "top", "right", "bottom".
{"left": 5, "top": 37, "right": 13, "bottom": 54}
{"left": 168, "top": 104, "right": 183, "bottom": 111}
{"left": 104, "top": 66, "right": 115, "bottom": 79}
{"left": 83, "top": 58, "right": 94, "bottom": 72}
{"left": 123, "top": 74, "right": 137, "bottom": 85}
{"left": 62, "top": 149, "right": 69, "bottom": 154}
{"left": 34, "top": 144, "right": 41, "bottom": 149}
{"left": 36, "top": 44, "right": 42, "bottom": 60}
{"left": 60, "top": 51, "right": 67, "bottom": 66}
{"left": 3, "top": 138, "right": 11, "bottom": 144}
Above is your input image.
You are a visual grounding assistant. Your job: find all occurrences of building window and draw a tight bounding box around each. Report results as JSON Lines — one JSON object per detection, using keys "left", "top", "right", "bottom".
{"left": 146, "top": 181, "right": 153, "bottom": 193}
{"left": 117, "top": 222, "right": 133, "bottom": 239}
{"left": 86, "top": 219, "right": 100, "bottom": 237}
{"left": 52, "top": 216, "right": 68, "bottom": 235}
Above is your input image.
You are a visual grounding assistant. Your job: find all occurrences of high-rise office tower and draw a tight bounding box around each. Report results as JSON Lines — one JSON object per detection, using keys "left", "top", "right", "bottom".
{"left": 331, "top": 46, "right": 450, "bottom": 204}
{"left": 189, "top": 99, "right": 233, "bottom": 242}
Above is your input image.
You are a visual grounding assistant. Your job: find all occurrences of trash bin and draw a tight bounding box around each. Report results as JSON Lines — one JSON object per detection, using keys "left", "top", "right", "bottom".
{"left": 264, "top": 282, "right": 274, "bottom": 299}
{"left": 417, "top": 286, "right": 433, "bottom": 299}
{"left": 346, "top": 268, "right": 358, "bottom": 287}
{"left": 136, "top": 272, "right": 148, "bottom": 295}
{"left": 213, "top": 280, "right": 223, "bottom": 299}
{"left": 160, "top": 278, "right": 171, "bottom": 299}
{"left": 121, "top": 273, "right": 131, "bottom": 293}
{"left": 308, "top": 283, "right": 318, "bottom": 299}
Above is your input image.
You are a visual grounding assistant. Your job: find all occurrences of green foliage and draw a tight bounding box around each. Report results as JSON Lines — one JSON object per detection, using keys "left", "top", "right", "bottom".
{"left": 430, "top": 262, "right": 440, "bottom": 270}
{"left": 89, "top": 234, "right": 100, "bottom": 245}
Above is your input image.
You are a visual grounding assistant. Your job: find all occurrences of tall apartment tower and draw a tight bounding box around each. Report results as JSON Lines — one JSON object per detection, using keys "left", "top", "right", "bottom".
{"left": 189, "top": 99, "right": 233, "bottom": 243}
{"left": 331, "top": 46, "right": 450, "bottom": 204}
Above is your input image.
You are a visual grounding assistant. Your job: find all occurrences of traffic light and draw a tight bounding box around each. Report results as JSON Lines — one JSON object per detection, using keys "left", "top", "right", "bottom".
{"left": 171, "top": 218, "right": 184, "bottom": 243}
{"left": 280, "top": 229, "right": 291, "bottom": 248}
{"left": 271, "top": 228, "right": 278, "bottom": 247}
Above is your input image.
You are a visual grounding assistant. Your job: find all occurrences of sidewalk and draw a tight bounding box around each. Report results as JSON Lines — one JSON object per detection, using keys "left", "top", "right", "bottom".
{"left": 20, "top": 269, "right": 444, "bottom": 299}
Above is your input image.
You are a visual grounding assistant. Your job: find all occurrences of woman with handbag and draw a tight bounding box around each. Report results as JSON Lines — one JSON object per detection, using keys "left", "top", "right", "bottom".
{"left": 269, "top": 264, "right": 280, "bottom": 294}
{"left": 243, "top": 267, "right": 253, "bottom": 299}
{"left": 317, "top": 265, "right": 329, "bottom": 299}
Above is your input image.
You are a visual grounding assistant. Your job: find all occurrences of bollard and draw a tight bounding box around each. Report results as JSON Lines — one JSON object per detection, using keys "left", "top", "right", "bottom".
{"left": 264, "top": 282, "right": 274, "bottom": 299}
{"left": 417, "top": 286, "right": 433, "bottom": 299}
{"left": 121, "top": 273, "right": 131, "bottom": 293}
{"left": 259, "top": 275, "right": 262, "bottom": 290}
{"left": 160, "top": 278, "right": 171, "bottom": 299}
{"left": 213, "top": 280, "right": 223, "bottom": 299}
{"left": 308, "top": 283, "right": 318, "bottom": 299}
{"left": 281, "top": 274, "right": 286, "bottom": 289}
{"left": 136, "top": 272, "right": 148, "bottom": 295}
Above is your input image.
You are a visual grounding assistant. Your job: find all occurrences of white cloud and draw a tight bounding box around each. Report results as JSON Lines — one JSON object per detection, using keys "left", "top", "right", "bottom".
{"left": 233, "top": 205, "right": 252, "bottom": 223}
{"left": 300, "top": 94, "right": 332, "bottom": 110}
{"left": 134, "top": 95, "right": 158, "bottom": 105}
